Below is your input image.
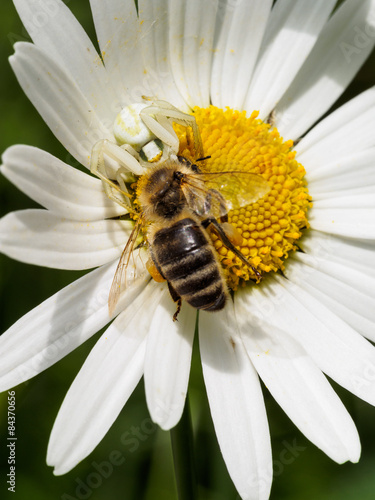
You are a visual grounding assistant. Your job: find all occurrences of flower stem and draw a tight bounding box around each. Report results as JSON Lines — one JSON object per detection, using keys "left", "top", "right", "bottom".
{"left": 170, "top": 394, "right": 198, "bottom": 500}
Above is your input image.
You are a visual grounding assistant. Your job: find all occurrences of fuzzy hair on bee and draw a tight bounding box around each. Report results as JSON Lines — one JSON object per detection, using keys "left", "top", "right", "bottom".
{"left": 137, "top": 158, "right": 202, "bottom": 221}
{"left": 88, "top": 99, "right": 270, "bottom": 319}
{"left": 108, "top": 154, "right": 270, "bottom": 320}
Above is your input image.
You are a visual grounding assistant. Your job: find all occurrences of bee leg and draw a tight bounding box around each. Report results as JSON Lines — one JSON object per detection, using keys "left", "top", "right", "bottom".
{"left": 90, "top": 140, "right": 143, "bottom": 209}
{"left": 202, "top": 217, "right": 262, "bottom": 282}
{"left": 147, "top": 255, "right": 182, "bottom": 320}
{"left": 167, "top": 282, "right": 182, "bottom": 322}
{"left": 173, "top": 300, "right": 182, "bottom": 322}
{"left": 220, "top": 222, "right": 244, "bottom": 247}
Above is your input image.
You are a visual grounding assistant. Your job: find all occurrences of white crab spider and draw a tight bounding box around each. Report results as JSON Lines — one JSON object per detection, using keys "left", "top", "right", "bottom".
{"left": 90, "top": 99, "right": 203, "bottom": 209}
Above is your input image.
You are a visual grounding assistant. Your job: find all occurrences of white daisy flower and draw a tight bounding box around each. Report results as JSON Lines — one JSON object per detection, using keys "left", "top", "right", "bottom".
{"left": 1, "top": 0, "right": 375, "bottom": 499}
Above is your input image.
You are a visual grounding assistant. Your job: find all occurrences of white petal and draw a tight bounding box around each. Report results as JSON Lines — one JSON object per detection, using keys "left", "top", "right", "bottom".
{"left": 10, "top": 43, "right": 112, "bottom": 168}
{"left": 138, "top": 0, "right": 188, "bottom": 110}
{"left": 309, "top": 206, "right": 375, "bottom": 239}
{"left": 13, "top": 0, "right": 119, "bottom": 124}
{"left": 245, "top": 0, "right": 335, "bottom": 120}
{"left": 310, "top": 187, "right": 375, "bottom": 204}
{"left": 0, "top": 210, "right": 132, "bottom": 270}
{"left": 299, "top": 229, "right": 375, "bottom": 279}
{"left": 169, "top": 0, "right": 218, "bottom": 108}
{"left": 236, "top": 307, "right": 360, "bottom": 463}
{"left": 200, "top": 303, "right": 272, "bottom": 500}
{"left": 89, "top": 0, "right": 143, "bottom": 103}
{"left": 0, "top": 259, "right": 149, "bottom": 391}
{"left": 144, "top": 298, "right": 195, "bottom": 430}
{"left": 275, "top": 0, "right": 375, "bottom": 140}
{"left": 286, "top": 253, "right": 375, "bottom": 342}
{"left": 306, "top": 147, "right": 375, "bottom": 196}
{"left": 293, "top": 248, "right": 375, "bottom": 299}
{"left": 312, "top": 192, "right": 375, "bottom": 209}
{"left": 210, "top": 0, "right": 272, "bottom": 110}
{"left": 1, "top": 145, "right": 126, "bottom": 221}
{"left": 47, "top": 281, "right": 164, "bottom": 475}
{"left": 245, "top": 275, "right": 375, "bottom": 408}
{"left": 296, "top": 87, "right": 375, "bottom": 167}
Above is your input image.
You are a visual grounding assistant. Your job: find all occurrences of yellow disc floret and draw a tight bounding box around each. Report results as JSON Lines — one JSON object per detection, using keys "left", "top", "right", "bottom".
{"left": 176, "top": 106, "right": 311, "bottom": 290}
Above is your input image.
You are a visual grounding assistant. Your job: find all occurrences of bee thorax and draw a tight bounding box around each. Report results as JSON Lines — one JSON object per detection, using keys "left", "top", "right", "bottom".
{"left": 154, "top": 187, "right": 184, "bottom": 217}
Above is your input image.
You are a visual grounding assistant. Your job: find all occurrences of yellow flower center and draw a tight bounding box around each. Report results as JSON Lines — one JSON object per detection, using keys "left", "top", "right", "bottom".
{"left": 176, "top": 106, "right": 311, "bottom": 290}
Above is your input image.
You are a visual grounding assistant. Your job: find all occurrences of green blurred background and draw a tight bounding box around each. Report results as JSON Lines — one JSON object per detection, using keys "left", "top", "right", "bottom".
{"left": 1, "top": 1, "right": 375, "bottom": 499}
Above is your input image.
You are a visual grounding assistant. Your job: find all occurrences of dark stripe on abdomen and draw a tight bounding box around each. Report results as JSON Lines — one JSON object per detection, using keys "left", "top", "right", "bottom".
{"left": 187, "top": 284, "right": 227, "bottom": 311}
{"left": 152, "top": 218, "right": 227, "bottom": 311}
{"left": 173, "top": 263, "right": 221, "bottom": 296}
{"left": 153, "top": 218, "right": 207, "bottom": 264}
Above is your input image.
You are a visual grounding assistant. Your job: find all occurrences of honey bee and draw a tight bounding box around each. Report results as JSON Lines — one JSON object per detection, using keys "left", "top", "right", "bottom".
{"left": 108, "top": 154, "right": 270, "bottom": 320}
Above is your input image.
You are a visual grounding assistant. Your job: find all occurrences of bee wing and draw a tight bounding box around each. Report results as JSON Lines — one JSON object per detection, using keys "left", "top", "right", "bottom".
{"left": 202, "top": 171, "right": 271, "bottom": 211}
{"left": 182, "top": 171, "right": 270, "bottom": 217}
{"left": 108, "top": 219, "right": 143, "bottom": 316}
{"left": 180, "top": 176, "right": 223, "bottom": 218}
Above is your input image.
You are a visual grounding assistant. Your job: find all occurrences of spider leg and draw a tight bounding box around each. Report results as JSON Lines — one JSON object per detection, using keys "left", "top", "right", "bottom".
{"left": 90, "top": 140, "right": 142, "bottom": 209}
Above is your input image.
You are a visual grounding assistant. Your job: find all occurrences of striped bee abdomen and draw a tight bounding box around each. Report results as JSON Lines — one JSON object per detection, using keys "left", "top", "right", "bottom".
{"left": 151, "top": 217, "right": 227, "bottom": 311}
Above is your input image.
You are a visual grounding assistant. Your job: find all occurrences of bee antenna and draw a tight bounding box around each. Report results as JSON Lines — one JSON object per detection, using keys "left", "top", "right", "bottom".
{"left": 196, "top": 156, "right": 211, "bottom": 162}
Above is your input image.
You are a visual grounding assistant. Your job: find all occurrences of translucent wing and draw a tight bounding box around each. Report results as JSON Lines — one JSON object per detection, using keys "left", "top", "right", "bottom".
{"left": 181, "top": 171, "right": 270, "bottom": 218}
{"left": 108, "top": 219, "right": 143, "bottom": 316}
{"left": 204, "top": 171, "right": 270, "bottom": 211}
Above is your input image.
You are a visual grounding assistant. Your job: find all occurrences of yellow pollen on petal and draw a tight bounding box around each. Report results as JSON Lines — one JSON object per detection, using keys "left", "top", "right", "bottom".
{"left": 175, "top": 106, "right": 312, "bottom": 290}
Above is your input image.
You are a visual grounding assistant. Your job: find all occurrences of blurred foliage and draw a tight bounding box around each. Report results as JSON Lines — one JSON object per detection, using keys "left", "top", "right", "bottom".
{"left": 1, "top": 1, "right": 375, "bottom": 500}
